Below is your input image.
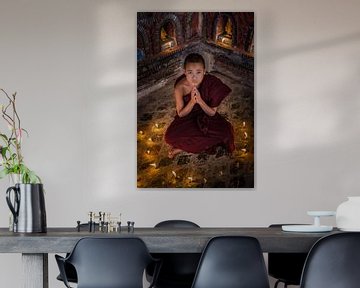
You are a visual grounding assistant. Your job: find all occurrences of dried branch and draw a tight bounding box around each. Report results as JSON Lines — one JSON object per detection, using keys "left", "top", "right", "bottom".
{"left": 0, "top": 88, "right": 40, "bottom": 183}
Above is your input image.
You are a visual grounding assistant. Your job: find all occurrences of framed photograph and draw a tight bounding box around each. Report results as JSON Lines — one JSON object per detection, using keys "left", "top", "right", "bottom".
{"left": 137, "top": 12, "right": 254, "bottom": 188}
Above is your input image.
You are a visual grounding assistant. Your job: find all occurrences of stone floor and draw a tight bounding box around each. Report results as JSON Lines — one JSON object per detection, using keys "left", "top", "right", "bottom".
{"left": 137, "top": 67, "right": 254, "bottom": 188}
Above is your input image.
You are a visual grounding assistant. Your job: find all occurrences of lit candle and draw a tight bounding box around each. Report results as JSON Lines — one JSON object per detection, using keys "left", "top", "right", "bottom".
{"left": 146, "top": 149, "right": 151, "bottom": 154}
{"left": 242, "top": 121, "right": 246, "bottom": 128}
{"left": 172, "top": 171, "right": 177, "bottom": 178}
{"left": 139, "top": 130, "right": 144, "bottom": 135}
{"left": 148, "top": 137, "right": 153, "bottom": 142}
{"left": 155, "top": 123, "right": 159, "bottom": 128}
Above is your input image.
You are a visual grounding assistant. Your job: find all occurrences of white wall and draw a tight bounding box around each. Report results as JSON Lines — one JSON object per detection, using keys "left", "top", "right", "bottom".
{"left": 0, "top": 0, "right": 360, "bottom": 287}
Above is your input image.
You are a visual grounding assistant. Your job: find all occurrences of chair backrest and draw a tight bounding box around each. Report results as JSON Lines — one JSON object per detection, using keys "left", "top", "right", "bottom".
{"left": 300, "top": 232, "right": 360, "bottom": 288}
{"left": 155, "top": 219, "right": 200, "bottom": 228}
{"left": 65, "top": 237, "right": 154, "bottom": 288}
{"left": 150, "top": 220, "right": 201, "bottom": 287}
{"left": 268, "top": 224, "right": 308, "bottom": 285}
{"left": 191, "top": 236, "right": 270, "bottom": 288}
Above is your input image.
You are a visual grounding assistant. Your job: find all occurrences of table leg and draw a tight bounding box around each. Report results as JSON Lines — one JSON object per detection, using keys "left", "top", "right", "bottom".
{"left": 22, "top": 253, "right": 48, "bottom": 288}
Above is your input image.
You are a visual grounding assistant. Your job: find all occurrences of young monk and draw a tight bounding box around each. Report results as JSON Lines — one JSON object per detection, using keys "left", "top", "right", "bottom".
{"left": 165, "top": 53, "right": 235, "bottom": 158}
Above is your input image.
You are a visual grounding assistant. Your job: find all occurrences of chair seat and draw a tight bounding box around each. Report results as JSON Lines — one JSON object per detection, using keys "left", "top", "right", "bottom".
{"left": 151, "top": 253, "right": 200, "bottom": 288}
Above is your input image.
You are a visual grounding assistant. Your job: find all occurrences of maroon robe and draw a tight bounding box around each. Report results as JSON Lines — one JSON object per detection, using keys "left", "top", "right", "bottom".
{"left": 165, "top": 74, "right": 235, "bottom": 154}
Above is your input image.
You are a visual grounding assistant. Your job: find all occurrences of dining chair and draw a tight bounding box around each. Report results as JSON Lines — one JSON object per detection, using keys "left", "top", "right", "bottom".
{"left": 268, "top": 224, "right": 308, "bottom": 288}
{"left": 300, "top": 232, "right": 360, "bottom": 288}
{"left": 147, "top": 220, "right": 201, "bottom": 288}
{"left": 55, "top": 237, "right": 161, "bottom": 288}
{"left": 56, "top": 223, "right": 99, "bottom": 284}
{"left": 191, "top": 236, "right": 270, "bottom": 288}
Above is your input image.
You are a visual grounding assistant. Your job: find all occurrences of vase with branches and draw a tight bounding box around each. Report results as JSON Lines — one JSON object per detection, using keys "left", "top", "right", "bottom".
{"left": 0, "top": 88, "right": 40, "bottom": 184}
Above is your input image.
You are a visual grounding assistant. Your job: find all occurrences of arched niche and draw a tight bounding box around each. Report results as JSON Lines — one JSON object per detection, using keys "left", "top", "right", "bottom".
{"left": 213, "top": 13, "right": 238, "bottom": 48}
{"left": 160, "top": 20, "right": 177, "bottom": 51}
{"left": 155, "top": 14, "right": 182, "bottom": 53}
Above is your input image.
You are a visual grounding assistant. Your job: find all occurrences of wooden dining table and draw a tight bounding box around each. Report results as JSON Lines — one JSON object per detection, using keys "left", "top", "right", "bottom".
{"left": 0, "top": 226, "right": 340, "bottom": 288}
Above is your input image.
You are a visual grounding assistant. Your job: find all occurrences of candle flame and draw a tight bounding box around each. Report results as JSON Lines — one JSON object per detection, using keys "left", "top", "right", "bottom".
{"left": 172, "top": 171, "right": 177, "bottom": 177}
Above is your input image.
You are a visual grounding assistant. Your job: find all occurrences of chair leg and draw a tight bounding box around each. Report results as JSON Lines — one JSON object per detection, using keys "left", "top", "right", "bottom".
{"left": 274, "top": 280, "right": 288, "bottom": 288}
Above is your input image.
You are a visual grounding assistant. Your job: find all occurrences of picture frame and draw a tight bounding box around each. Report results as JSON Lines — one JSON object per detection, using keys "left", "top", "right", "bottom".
{"left": 137, "top": 12, "right": 254, "bottom": 188}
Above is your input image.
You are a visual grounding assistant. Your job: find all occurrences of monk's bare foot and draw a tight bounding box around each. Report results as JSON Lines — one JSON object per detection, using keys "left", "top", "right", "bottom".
{"left": 168, "top": 148, "right": 183, "bottom": 159}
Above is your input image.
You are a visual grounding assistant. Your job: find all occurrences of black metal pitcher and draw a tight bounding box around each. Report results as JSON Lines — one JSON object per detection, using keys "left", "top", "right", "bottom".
{"left": 6, "top": 183, "right": 47, "bottom": 233}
